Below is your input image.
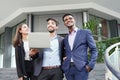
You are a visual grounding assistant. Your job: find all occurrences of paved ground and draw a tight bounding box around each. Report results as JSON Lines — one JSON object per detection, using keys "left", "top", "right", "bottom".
{"left": 88, "top": 63, "right": 106, "bottom": 80}
{"left": 0, "top": 63, "right": 106, "bottom": 80}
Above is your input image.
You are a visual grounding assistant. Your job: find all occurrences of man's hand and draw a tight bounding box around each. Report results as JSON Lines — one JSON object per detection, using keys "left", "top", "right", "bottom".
{"left": 85, "top": 65, "right": 92, "bottom": 72}
{"left": 63, "top": 57, "right": 67, "bottom": 61}
{"left": 29, "top": 48, "right": 39, "bottom": 56}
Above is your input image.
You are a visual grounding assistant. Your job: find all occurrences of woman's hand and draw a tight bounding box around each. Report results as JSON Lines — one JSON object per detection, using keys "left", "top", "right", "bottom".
{"left": 29, "top": 48, "right": 39, "bottom": 56}
{"left": 18, "top": 77, "right": 23, "bottom": 80}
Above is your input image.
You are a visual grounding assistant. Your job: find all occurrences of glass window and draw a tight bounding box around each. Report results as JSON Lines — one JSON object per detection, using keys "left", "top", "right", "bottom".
{"left": 0, "top": 34, "right": 5, "bottom": 54}
{"left": 0, "top": 35, "right": 1, "bottom": 54}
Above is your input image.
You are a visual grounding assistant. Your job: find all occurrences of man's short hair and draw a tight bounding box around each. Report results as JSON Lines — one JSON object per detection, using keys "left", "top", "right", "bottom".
{"left": 46, "top": 18, "right": 59, "bottom": 26}
{"left": 62, "top": 13, "right": 74, "bottom": 21}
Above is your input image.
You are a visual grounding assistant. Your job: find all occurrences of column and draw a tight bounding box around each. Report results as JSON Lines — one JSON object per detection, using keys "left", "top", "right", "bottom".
{"left": 27, "top": 14, "right": 34, "bottom": 32}
{"left": 3, "top": 27, "right": 12, "bottom": 68}
{"left": 97, "top": 23, "right": 102, "bottom": 41}
{"left": 82, "top": 11, "right": 89, "bottom": 26}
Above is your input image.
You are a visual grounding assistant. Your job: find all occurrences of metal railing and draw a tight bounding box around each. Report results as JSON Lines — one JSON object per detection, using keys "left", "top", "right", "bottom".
{"left": 104, "top": 42, "right": 120, "bottom": 80}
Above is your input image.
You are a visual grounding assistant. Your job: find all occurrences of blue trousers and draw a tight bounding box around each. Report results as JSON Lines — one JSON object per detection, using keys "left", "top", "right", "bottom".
{"left": 65, "top": 65, "right": 89, "bottom": 80}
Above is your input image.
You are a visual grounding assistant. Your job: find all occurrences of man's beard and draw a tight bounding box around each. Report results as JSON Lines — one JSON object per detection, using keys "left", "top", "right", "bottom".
{"left": 48, "top": 30, "right": 55, "bottom": 33}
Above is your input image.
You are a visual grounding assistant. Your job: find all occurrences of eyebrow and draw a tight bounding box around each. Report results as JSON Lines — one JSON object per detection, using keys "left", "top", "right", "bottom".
{"left": 64, "top": 17, "right": 73, "bottom": 21}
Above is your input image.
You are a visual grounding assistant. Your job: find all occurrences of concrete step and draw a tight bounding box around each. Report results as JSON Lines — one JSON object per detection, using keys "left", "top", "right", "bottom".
{"left": 88, "top": 63, "right": 106, "bottom": 80}
{"left": 0, "top": 68, "right": 17, "bottom": 80}
{"left": 0, "top": 63, "right": 106, "bottom": 80}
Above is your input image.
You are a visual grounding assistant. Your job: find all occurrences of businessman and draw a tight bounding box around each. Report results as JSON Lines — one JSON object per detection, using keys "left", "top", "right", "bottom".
{"left": 33, "top": 18, "right": 64, "bottom": 80}
{"left": 62, "top": 13, "right": 98, "bottom": 80}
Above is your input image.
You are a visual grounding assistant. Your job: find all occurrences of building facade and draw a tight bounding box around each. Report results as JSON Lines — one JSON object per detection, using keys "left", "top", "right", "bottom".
{"left": 0, "top": 0, "right": 120, "bottom": 68}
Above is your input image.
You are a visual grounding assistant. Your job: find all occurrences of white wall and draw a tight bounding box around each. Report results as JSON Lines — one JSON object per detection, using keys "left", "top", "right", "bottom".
{"left": 0, "top": 0, "right": 120, "bottom": 23}
{"left": 92, "top": 0, "right": 120, "bottom": 13}
{"left": 33, "top": 12, "right": 83, "bottom": 34}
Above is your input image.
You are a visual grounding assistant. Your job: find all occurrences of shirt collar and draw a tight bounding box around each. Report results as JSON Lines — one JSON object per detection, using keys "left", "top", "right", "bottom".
{"left": 74, "top": 27, "right": 78, "bottom": 32}
{"left": 69, "top": 27, "right": 78, "bottom": 34}
{"left": 50, "top": 35, "right": 57, "bottom": 40}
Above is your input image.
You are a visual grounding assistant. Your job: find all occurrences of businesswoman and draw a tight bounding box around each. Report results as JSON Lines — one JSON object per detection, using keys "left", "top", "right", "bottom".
{"left": 13, "top": 23, "right": 38, "bottom": 80}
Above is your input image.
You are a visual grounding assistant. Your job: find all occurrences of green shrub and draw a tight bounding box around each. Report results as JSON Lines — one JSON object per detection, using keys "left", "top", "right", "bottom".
{"left": 96, "top": 37, "right": 120, "bottom": 63}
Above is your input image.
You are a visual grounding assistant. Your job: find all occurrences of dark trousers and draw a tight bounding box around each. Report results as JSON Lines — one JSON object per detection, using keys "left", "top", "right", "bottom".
{"left": 37, "top": 68, "right": 63, "bottom": 80}
{"left": 24, "top": 60, "right": 37, "bottom": 80}
{"left": 65, "top": 65, "right": 89, "bottom": 80}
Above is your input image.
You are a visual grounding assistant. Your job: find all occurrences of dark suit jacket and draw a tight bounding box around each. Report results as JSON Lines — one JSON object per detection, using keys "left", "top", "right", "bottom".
{"left": 33, "top": 35, "right": 64, "bottom": 76}
{"left": 15, "top": 42, "right": 28, "bottom": 78}
{"left": 15, "top": 42, "right": 35, "bottom": 78}
{"left": 62, "top": 29, "right": 98, "bottom": 74}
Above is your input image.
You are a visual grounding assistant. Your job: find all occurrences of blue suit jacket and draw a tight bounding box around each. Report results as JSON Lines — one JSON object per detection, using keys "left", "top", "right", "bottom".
{"left": 62, "top": 29, "right": 98, "bottom": 74}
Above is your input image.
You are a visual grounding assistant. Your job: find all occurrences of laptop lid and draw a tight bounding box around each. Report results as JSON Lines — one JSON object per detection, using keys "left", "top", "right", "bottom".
{"left": 28, "top": 32, "right": 50, "bottom": 48}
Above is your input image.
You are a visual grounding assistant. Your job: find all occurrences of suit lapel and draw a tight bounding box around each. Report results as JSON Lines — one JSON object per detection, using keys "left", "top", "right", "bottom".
{"left": 72, "top": 30, "right": 81, "bottom": 50}
{"left": 21, "top": 42, "right": 26, "bottom": 56}
{"left": 57, "top": 35, "right": 63, "bottom": 55}
{"left": 65, "top": 35, "right": 71, "bottom": 51}
{"left": 57, "top": 36, "right": 61, "bottom": 49}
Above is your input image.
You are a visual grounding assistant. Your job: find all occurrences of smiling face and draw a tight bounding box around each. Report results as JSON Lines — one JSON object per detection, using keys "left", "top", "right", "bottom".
{"left": 19, "top": 24, "right": 30, "bottom": 35}
{"left": 47, "top": 19, "right": 58, "bottom": 33}
{"left": 63, "top": 15, "right": 75, "bottom": 29}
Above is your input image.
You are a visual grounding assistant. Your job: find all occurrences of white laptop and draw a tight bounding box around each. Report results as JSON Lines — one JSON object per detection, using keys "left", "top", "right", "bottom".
{"left": 28, "top": 32, "right": 50, "bottom": 48}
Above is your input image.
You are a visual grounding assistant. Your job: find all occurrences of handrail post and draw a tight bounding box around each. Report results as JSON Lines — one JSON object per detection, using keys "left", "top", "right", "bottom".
{"left": 104, "top": 42, "right": 120, "bottom": 79}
